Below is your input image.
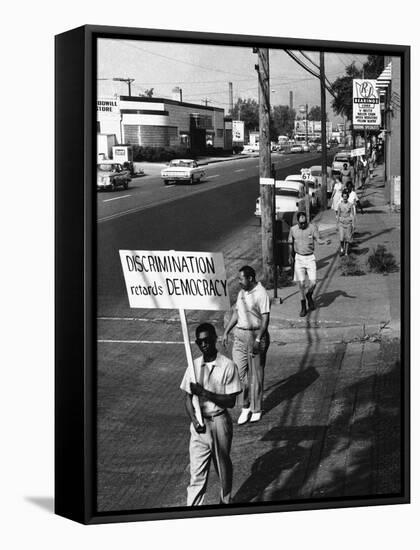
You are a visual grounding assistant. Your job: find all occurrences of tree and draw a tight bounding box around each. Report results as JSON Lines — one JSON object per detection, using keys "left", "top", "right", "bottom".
{"left": 139, "top": 88, "right": 154, "bottom": 98}
{"left": 231, "top": 98, "right": 259, "bottom": 133}
{"left": 331, "top": 56, "right": 384, "bottom": 120}
{"left": 308, "top": 105, "right": 322, "bottom": 121}
{"left": 270, "top": 105, "right": 296, "bottom": 140}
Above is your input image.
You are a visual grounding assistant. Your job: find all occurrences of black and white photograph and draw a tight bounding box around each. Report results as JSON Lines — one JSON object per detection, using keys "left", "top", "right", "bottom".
{"left": 94, "top": 31, "right": 408, "bottom": 515}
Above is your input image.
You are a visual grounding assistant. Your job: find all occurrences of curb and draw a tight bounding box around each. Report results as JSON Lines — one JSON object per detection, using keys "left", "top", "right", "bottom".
{"left": 267, "top": 321, "right": 399, "bottom": 343}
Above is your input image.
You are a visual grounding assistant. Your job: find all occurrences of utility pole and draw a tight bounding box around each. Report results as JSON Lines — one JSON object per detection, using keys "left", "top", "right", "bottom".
{"left": 320, "top": 51, "right": 328, "bottom": 209}
{"left": 254, "top": 47, "right": 275, "bottom": 288}
{"left": 305, "top": 103, "right": 309, "bottom": 145}
{"left": 112, "top": 77, "right": 135, "bottom": 96}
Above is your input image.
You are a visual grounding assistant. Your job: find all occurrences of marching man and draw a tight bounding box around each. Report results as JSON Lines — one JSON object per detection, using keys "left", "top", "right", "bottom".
{"left": 180, "top": 322, "right": 241, "bottom": 506}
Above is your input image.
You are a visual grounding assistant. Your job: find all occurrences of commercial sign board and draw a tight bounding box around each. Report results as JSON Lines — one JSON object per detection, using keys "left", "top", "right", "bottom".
{"left": 352, "top": 79, "right": 380, "bottom": 127}
{"left": 97, "top": 97, "right": 120, "bottom": 115}
{"left": 119, "top": 250, "right": 230, "bottom": 311}
{"left": 232, "top": 120, "right": 245, "bottom": 142}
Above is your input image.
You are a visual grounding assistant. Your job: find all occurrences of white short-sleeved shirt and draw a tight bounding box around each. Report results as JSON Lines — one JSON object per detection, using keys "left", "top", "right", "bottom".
{"left": 180, "top": 353, "right": 241, "bottom": 415}
{"left": 235, "top": 282, "right": 270, "bottom": 330}
{"left": 348, "top": 190, "right": 359, "bottom": 205}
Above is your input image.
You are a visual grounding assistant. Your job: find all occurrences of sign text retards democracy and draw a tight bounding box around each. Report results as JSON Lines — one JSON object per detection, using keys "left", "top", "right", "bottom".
{"left": 125, "top": 253, "right": 228, "bottom": 298}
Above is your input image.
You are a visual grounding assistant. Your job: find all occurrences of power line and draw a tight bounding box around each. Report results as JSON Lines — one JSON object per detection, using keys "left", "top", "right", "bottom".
{"left": 299, "top": 51, "right": 320, "bottom": 70}
{"left": 106, "top": 38, "right": 248, "bottom": 78}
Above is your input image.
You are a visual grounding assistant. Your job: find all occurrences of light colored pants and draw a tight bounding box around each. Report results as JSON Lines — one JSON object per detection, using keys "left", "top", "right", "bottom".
{"left": 187, "top": 411, "right": 233, "bottom": 506}
{"left": 232, "top": 328, "right": 270, "bottom": 413}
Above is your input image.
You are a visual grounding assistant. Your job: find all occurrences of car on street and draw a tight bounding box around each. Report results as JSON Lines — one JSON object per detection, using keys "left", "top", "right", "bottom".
{"left": 290, "top": 144, "right": 303, "bottom": 153}
{"left": 316, "top": 143, "right": 331, "bottom": 152}
{"left": 241, "top": 144, "right": 260, "bottom": 153}
{"left": 302, "top": 144, "right": 310, "bottom": 153}
{"left": 285, "top": 174, "right": 320, "bottom": 208}
{"left": 254, "top": 180, "right": 305, "bottom": 220}
{"left": 160, "top": 159, "right": 206, "bottom": 185}
{"left": 309, "top": 165, "right": 334, "bottom": 197}
{"left": 332, "top": 152, "right": 353, "bottom": 174}
{"left": 97, "top": 162, "right": 132, "bottom": 191}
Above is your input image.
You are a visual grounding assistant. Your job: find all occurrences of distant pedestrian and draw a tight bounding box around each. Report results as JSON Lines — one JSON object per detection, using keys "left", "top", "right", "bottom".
{"left": 337, "top": 189, "right": 354, "bottom": 256}
{"left": 288, "top": 211, "right": 331, "bottom": 317}
{"left": 368, "top": 157, "right": 374, "bottom": 180}
{"left": 341, "top": 162, "right": 353, "bottom": 187}
{"left": 180, "top": 322, "right": 241, "bottom": 506}
{"left": 223, "top": 266, "right": 270, "bottom": 425}
{"left": 331, "top": 174, "right": 343, "bottom": 220}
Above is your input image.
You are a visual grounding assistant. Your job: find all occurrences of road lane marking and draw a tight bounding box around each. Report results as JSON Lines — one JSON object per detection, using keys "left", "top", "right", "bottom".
{"left": 207, "top": 174, "right": 220, "bottom": 179}
{"left": 103, "top": 194, "right": 131, "bottom": 202}
{"left": 234, "top": 169, "right": 245, "bottom": 172}
{"left": 98, "top": 316, "right": 220, "bottom": 323}
{"left": 98, "top": 339, "right": 194, "bottom": 345}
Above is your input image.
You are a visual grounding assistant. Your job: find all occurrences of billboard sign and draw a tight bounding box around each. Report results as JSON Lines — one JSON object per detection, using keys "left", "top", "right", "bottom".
{"left": 353, "top": 79, "right": 381, "bottom": 126}
{"left": 232, "top": 120, "right": 245, "bottom": 142}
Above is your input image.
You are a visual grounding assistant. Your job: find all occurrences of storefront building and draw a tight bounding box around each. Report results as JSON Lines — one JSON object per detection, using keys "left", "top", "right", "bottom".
{"left": 97, "top": 96, "right": 228, "bottom": 157}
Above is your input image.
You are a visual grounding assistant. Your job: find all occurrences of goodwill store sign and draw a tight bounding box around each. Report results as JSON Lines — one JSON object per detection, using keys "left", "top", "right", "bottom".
{"left": 119, "top": 250, "right": 230, "bottom": 311}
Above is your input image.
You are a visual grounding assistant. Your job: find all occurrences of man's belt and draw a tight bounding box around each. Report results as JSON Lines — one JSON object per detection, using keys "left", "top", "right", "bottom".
{"left": 203, "top": 409, "right": 226, "bottom": 420}
{"left": 237, "top": 327, "right": 260, "bottom": 330}
{"left": 296, "top": 252, "right": 314, "bottom": 256}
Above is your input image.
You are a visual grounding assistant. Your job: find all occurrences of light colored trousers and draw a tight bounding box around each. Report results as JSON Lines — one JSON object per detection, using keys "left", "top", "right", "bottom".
{"left": 232, "top": 328, "right": 270, "bottom": 413}
{"left": 187, "top": 412, "right": 233, "bottom": 506}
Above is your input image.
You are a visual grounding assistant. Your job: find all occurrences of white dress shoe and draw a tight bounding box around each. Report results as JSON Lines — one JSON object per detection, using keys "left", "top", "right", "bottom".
{"left": 237, "top": 408, "right": 251, "bottom": 425}
{"left": 250, "top": 412, "right": 262, "bottom": 422}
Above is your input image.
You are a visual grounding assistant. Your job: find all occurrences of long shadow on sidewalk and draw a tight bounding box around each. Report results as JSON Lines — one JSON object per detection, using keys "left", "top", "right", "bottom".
{"left": 234, "top": 356, "right": 401, "bottom": 503}
{"left": 315, "top": 290, "right": 357, "bottom": 309}
{"left": 263, "top": 367, "right": 320, "bottom": 415}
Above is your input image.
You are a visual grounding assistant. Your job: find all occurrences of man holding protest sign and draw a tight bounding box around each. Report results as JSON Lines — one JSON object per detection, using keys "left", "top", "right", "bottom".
{"left": 223, "top": 266, "right": 271, "bottom": 425}
{"left": 180, "top": 322, "right": 241, "bottom": 506}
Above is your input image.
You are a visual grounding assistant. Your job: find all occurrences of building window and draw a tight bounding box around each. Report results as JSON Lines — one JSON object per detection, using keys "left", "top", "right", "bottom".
{"left": 180, "top": 133, "right": 190, "bottom": 147}
{"left": 97, "top": 121, "right": 101, "bottom": 133}
{"left": 217, "top": 129, "right": 224, "bottom": 138}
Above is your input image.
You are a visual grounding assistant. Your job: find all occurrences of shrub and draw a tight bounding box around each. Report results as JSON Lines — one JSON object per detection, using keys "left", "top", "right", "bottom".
{"left": 131, "top": 145, "right": 190, "bottom": 162}
{"left": 340, "top": 254, "right": 365, "bottom": 276}
{"left": 367, "top": 245, "right": 398, "bottom": 274}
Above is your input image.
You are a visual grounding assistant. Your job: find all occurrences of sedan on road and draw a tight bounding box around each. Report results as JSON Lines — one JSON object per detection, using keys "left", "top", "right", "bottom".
{"left": 97, "top": 162, "right": 132, "bottom": 191}
{"left": 255, "top": 180, "right": 304, "bottom": 221}
{"left": 290, "top": 145, "right": 303, "bottom": 153}
{"left": 160, "top": 159, "right": 206, "bottom": 185}
{"left": 285, "top": 174, "right": 320, "bottom": 208}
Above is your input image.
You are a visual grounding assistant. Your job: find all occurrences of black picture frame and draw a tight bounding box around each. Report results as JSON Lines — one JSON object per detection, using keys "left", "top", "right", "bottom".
{"left": 55, "top": 24, "right": 410, "bottom": 524}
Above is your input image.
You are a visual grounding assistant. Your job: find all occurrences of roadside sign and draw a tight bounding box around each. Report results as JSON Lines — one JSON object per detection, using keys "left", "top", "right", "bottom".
{"left": 232, "top": 120, "right": 245, "bottom": 142}
{"left": 119, "top": 249, "right": 231, "bottom": 427}
{"left": 353, "top": 79, "right": 380, "bottom": 127}
{"left": 300, "top": 168, "right": 312, "bottom": 180}
{"left": 119, "top": 250, "right": 230, "bottom": 311}
{"left": 351, "top": 147, "right": 366, "bottom": 157}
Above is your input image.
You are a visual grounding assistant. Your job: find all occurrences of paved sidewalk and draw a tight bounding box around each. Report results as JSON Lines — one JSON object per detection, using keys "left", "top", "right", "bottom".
{"left": 266, "top": 163, "right": 401, "bottom": 342}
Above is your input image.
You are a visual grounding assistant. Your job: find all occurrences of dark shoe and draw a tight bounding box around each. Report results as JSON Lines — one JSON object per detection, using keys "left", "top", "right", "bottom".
{"left": 300, "top": 300, "right": 307, "bottom": 317}
{"left": 306, "top": 292, "right": 315, "bottom": 311}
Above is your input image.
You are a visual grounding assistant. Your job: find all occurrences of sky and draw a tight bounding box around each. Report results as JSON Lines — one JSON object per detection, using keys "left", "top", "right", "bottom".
{"left": 97, "top": 38, "right": 369, "bottom": 123}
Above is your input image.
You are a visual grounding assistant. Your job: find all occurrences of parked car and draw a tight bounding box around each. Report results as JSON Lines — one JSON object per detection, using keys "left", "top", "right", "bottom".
{"left": 254, "top": 180, "right": 305, "bottom": 220}
{"left": 332, "top": 152, "right": 353, "bottom": 174}
{"left": 285, "top": 174, "right": 320, "bottom": 208}
{"left": 241, "top": 144, "right": 260, "bottom": 153}
{"left": 309, "top": 165, "right": 334, "bottom": 198}
{"left": 302, "top": 144, "right": 310, "bottom": 153}
{"left": 290, "top": 144, "right": 303, "bottom": 153}
{"left": 160, "top": 159, "right": 206, "bottom": 185}
{"left": 97, "top": 162, "right": 131, "bottom": 191}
